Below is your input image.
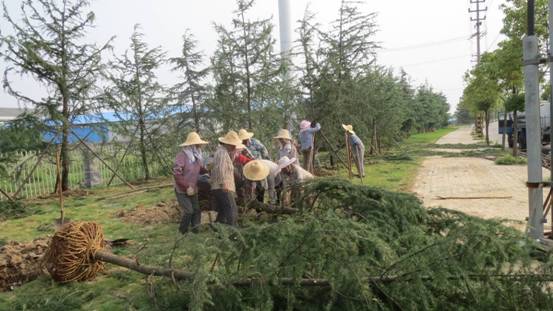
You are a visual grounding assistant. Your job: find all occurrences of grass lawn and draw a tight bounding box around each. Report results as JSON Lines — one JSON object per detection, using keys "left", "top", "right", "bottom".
{"left": 337, "top": 127, "right": 459, "bottom": 191}
{"left": 0, "top": 126, "right": 460, "bottom": 310}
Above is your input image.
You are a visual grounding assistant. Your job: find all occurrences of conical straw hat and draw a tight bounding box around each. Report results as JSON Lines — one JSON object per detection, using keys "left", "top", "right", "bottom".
{"left": 277, "top": 156, "right": 297, "bottom": 171}
{"left": 342, "top": 124, "right": 355, "bottom": 134}
{"left": 243, "top": 160, "right": 270, "bottom": 181}
{"left": 179, "top": 132, "right": 209, "bottom": 147}
{"left": 218, "top": 130, "right": 245, "bottom": 149}
{"left": 273, "top": 129, "right": 292, "bottom": 140}
{"left": 238, "top": 129, "right": 254, "bottom": 140}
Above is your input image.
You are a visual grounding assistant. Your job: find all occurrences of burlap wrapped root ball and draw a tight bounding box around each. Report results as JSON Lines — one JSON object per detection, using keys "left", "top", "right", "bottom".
{"left": 44, "top": 222, "right": 107, "bottom": 283}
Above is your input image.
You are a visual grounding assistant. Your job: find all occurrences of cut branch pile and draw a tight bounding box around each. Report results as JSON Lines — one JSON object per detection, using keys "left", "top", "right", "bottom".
{"left": 0, "top": 239, "right": 48, "bottom": 291}
{"left": 40, "top": 178, "right": 553, "bottom": 309}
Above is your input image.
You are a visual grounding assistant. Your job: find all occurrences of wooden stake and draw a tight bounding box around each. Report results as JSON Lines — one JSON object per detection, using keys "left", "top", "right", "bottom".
{"left": 56, "top": 145, "right": 65, "bottom": 224}
{"left": 345, "top": 132, "right": 353, "bottom": 179}
{"left": 71, "top": 131, "right": 135, "bottom": 189}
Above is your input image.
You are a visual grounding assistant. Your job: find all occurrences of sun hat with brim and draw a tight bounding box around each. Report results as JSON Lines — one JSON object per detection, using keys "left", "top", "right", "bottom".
{"left": 238, "top": 129, "right": 254, "bottom": 141}
{"left": 273, "top": 129, "right": 292, "bottom": 140}
{"left": 342, "top": 124, "right": 355, "bottom": 134}
{"left": 300, "top": 120, "right": 311, "bottom": 130}
{"left": 180, "top": 132, "right": 209, "bottom": 147}
{"left": 243, "top": 160, "right": 270, "bottom": 181}
{"left": 277, "top": 156, "right": 297, "bottom": 171}
{"left": 218, "top": 130, "right": 245, "bottom": 149}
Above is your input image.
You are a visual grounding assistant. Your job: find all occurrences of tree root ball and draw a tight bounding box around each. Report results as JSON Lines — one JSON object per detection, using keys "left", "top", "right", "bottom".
{"left": 44, "top": 222, "right": 106, "bottom": 283}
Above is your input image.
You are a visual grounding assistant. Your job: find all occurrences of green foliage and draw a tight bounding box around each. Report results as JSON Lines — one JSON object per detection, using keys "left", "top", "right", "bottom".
{"left": 0, "top": 200, "right": 38, "bottom": 221}
{"left": 505, "top": 93, "right": 525, "bottom": 113}
{"left": 495, "top": 154, "right": 527, "bottom": 165}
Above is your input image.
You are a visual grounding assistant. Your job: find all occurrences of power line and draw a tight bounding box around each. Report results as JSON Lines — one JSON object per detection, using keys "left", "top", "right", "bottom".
{"left": 468, "top": 0, "right": 487, "bottom": 64}
{"left": 381, "top": 35, "right": 471, "bottom": 53}
{"left": 397, "top": 54, "right": 471, "bottom": 67}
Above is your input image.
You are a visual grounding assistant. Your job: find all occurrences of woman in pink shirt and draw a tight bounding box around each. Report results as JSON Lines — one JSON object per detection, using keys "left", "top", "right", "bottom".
{"left": 173, "top": 132, "right": 209, "bottom": 233}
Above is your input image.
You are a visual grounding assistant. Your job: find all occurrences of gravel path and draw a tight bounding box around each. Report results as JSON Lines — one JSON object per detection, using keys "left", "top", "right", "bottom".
{"left": 412, "top": 126, "right": 549, "bottom": 231}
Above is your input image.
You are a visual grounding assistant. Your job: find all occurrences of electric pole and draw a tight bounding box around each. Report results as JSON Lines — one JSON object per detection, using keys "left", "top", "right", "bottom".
{"left": 468, "top": 0, "right": 487, "bottom": 64}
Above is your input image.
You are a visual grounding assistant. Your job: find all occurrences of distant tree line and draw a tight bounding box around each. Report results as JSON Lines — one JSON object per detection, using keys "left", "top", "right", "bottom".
{"left": 0, "top": 0, "right": 450, "bottom": 190}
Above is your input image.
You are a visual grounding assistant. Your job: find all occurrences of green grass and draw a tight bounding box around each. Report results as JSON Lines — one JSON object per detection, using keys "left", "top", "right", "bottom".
{"left": 336, "top": 127, "right": 458, "bottom": 191}
{"left": 495, "top": 154, "right": 527, "bottom": 165}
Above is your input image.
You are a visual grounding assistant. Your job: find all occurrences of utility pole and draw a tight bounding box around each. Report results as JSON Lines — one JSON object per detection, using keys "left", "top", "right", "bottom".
{"left": 468, "top": 0, "right": 487, "bottom": 64}
{"left": 278, "top": 0, "right": 295, "bottom": 131}
{"left": 524, "top": 0, "right": 544, "bottom": 240}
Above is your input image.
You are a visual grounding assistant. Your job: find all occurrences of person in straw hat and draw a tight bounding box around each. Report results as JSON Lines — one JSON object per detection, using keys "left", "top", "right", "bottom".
{"left": 210, "top": 130, "right": 245, "bottom": 226}
{"left": 273, "top": 129, "right": 298, "bottom": 162}
{"left": 298, "top": 120, "right": 321, "bottom": 172}
{"left": 238, "top": 129, "right": 270, "bottom": 160}
{"left": 342, "top": 124, "right": 365, "bottom": 177}
{"left": 243, "top": 159, "right": 281, "bottom": 205}
{"left": 238, "top": 129, "right": 270, "bottom": 202}
{"left": 277, "top": 156, "right": 314, "bottom": 207}
{"left": 173, "top": 132, "right": 209, "bottom": 234}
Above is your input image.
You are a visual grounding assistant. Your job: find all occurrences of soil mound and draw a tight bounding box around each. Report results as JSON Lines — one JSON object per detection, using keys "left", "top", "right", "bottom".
{"left": 0, "top": 239, "right": 48, "bottom": 291}
{"left": 115, "top": 202, "right": 181, "bottom": 225}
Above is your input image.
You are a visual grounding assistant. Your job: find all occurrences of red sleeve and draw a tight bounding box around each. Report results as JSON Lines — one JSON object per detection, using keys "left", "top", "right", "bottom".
{"left": 235, "top": 154, "right": 252, "bottom": 165}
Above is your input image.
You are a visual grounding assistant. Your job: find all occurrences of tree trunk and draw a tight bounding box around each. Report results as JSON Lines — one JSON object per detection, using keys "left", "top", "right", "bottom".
{"left": 138, "top": 115, "right": 150, "bottom": 180}
{"left": 484, "top": 110, "right": 490, "bottom": 146}
{"left": 240, "top": 10, "right": 252, "bottom": 129}
{"left": 513, "top": 110, "right": 519, "bottom": 156}
{"left": 502, "top": 111, "right": 507, "bottom": 150}
{"left": 61, "top": 97, "right": 70, "bottom": 191}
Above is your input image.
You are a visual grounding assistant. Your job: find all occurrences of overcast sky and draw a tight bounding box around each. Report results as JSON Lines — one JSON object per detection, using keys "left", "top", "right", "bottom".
{"left": 0, "top": 0, "right": 506, "bottom": 113}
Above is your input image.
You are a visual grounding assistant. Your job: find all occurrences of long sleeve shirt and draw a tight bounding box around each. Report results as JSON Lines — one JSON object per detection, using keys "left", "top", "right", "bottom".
{"left": 210, "top": 146, "right": 236, "bottom": 193}
{"left": 246, "top": 138, "right": 270, "bottom": 160}
{"left": 299, "top": 123, "right": 321, "bottom": 151}
{"left": 173, "top": 148, "right": 203, "bottom": 193}
{"left": 278, "top": 141, "right": 298, "bottom": 160}
{"left": 350, "top": 134, "right": 364, "bottom": 149}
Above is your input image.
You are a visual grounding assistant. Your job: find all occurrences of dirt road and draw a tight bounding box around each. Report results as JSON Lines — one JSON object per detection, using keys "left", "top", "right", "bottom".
{"left": 412, "top": 126, "right": 548, "bottom": 231}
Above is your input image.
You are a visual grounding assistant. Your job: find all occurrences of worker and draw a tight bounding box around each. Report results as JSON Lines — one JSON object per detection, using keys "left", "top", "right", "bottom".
{"left": 243, "top": 159, "right": 281, "bottom": 205}
{"left": 238, "top": 129, "right": 270, "bottom": 160}
{"left": 343, "top": 124, "right": 365, "bottom": 177}
{"left": 298, "top": 120, "right": 321, "bottom": 172}
{"left": 173, "top": 131, "right": 209, "bottom": 234}
{"left": 239, "top": 128, "right": 270, "bottom": 202}
{"left": 274, "top": 129, "right": 298, "bottom": 161}
{"left": 210, "top": 130, "right": 244, "bottom": 226}
{"left": 277, "top": 156, "right": 314, "bottom": 207}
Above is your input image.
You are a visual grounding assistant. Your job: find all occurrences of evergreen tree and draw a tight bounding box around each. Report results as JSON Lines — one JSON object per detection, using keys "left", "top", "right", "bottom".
{"left": 170, "top": 31, "right": 209, "bottom": 132}
{"left": 0, "top": 0, "right": 112, "bottom": 191}
{"left": 102, "top": 25, "right": 167, "bottom": 180}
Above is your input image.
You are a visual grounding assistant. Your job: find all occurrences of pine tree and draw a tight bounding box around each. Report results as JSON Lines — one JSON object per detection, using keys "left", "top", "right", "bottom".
{"left": 0, "top": 0, "right": 112, "bottom": 191}
{"left": 170, "top": 31, "right": 209, "bottom": 132}
{"left": 102, "top": 25, "right": 167, "bottom": 180}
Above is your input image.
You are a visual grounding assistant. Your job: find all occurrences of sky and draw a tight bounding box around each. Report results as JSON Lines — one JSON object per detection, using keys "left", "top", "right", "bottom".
{"left": 0, "top": 0, "right": 507, "bottom": 113}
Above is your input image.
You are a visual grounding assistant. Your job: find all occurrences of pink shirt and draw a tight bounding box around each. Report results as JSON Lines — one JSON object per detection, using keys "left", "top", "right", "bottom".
{"left": 173, "top": 148, "right": 202, "bottom": 193}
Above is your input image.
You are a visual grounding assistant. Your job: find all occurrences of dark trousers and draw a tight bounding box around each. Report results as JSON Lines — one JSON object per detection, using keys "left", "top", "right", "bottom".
{"left": 175, "top": 191, "right": 201, "bottom": 234}
{"left": 212, "top": 189, "right": 238, "bottom": 226}
{"left": 302, "top": 148, "right": 313, "bottom": 172}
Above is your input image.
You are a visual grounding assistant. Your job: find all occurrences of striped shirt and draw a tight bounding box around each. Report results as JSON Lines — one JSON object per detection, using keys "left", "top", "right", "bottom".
{"left": 210, "top": 146, "right": 236, "bottom": 193}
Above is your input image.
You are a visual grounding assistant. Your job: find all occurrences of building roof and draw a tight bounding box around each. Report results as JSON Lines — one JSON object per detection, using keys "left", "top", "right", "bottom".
{"left": 0, "top": 107, "right": 27, "bottom": 121}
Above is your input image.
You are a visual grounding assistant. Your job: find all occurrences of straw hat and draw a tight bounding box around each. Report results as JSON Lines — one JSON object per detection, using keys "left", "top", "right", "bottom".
{"left": 218, "top": 130, "right": 245, "bottom": 149}
{"left": 243, "top": 160, "right": 270, "bottom": 181}
{"left": 179, "top": 132, "right": 209, "bottom": 147}
{"left": 277, "top": 156, "right": 297, "bottom": 171}
{"left": 300, "top": 120, "right": 311, "bottom": 130}
{"left": 238, "top": 129, "right": 254, "bottom": 141}
{"left": 342, "top": 124, "right": 355, "bottom": 134}
{"left": 273, "top": 129, "right": 292, "bottom": 140}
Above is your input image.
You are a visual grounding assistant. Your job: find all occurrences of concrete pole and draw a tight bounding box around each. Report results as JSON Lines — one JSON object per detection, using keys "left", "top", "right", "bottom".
{"left": 278, "top": 0, "right": 295, "bottom": 132}
{"left": 278, "top": 0, "right": 292, "bottom": 68}
{"left": 549, "top": 0, "right": 553, "bottom": 207}
{"left": 523, "top": 34, "right": 544, "bottom": 240}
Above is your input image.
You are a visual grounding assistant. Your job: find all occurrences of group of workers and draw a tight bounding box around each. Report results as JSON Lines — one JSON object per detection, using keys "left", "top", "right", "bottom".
{"left": 172, "top": 120, "right": 365, "bottom": 234}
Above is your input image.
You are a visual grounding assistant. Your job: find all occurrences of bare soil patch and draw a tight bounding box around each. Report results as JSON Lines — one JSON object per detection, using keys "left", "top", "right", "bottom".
{"left": 115, "top": 201, "right": 216, "bottom": 225}
{"left": 0, "top": 239, "right": 48, "bottom": 291}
